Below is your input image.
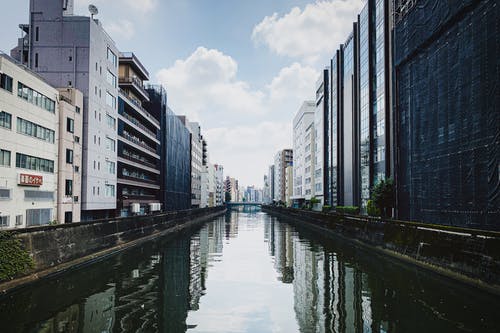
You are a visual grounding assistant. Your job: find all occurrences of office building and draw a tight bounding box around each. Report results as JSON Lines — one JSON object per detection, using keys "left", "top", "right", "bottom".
{"left": 214, "top": 164, "right": 224, "bottom": 206}
{"left": 393, "top": 0, "right": 499, "bottom": 228}
{"left": 117, "top": 53, "right": 161, "bottom": 216}
{"left": 11, "top": 0, "right": 120, "bottom": 220}
{"left": 292, "top": 101, "right": 315, "bottom": 207}
{"left": 314, "top": 69, "right": 330, "bottom": 205}
{"left": 145, "top": 85, "right": 191, "bottom": 211}
{"left": 0, "top": 53, "right": 59, "bottom": 228}
{"left": 273, "top": 149, "right": 293, "bottom": 203}
{"left": 285, "top": 165, "right": 293, "bottom": 207}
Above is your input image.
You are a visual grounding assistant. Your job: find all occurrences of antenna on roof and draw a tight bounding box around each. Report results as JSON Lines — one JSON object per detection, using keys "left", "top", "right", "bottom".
{"left": 88, "top": 5, "right": 98, "bottom": 19}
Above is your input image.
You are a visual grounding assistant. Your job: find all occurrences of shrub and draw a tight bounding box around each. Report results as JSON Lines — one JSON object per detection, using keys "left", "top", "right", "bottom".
{"left": 371, "top": 178, "right": 395, "bottom": 217}
{"left": 335, "top": 206, "right": 360, "bottom": 215}
{"left": 367, "top": 200, "right": 381, "bottom": 217}
{"left": 322, "top": 205, "right": 332, "bottom": 212}
{"left": 0, "top": 232, "right": 34, "bottom": 281}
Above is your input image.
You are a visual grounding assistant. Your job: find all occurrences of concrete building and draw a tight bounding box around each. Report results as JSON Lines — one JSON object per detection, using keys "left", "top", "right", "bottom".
{"left": 284, "top": 165, "right": 293, "bottom": 207}
{"left": 268, "top": 165, "right": 275, "bottom": 203}
{"left": 0, "top": 53, "right": 59, "bottom": 228}
{"left": 117, "top": 53, "right": 161, "bottom": 216}
{"left": 273, "top": 149, "right": 293, "bottom": 204}
{"left": 145, "top": 86, "right": 191, "bottom": 211}
{"left": 224, "top": 176, "right": 239, "bottom": 202}
{"left": 57, "top": 88, "right": 83, "bottom": 223}
{"left": 11, "top": 0, "right": 120, "bottom": 220}
{"left": 214, "top": 164, "right": 224, "bottom": 206}
{"left": 314, "top": 69, "right": 329, "bottom": 206}
{"left": 292, "top": 101, "right": 315, "bottom": 207}
{"left": 186, "top": 121, "right": 203, "bottom": 208}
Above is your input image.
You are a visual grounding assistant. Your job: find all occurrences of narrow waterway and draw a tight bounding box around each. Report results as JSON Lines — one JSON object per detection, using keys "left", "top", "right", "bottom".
{"left": 1, "top": 209, "right": 499, "bottom": 332}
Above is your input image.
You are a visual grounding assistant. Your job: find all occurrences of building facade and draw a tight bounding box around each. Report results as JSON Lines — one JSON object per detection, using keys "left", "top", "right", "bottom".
{"left": 117, "top": 53, "right": 161, "bottom": 216}
{"left": 0, "top": 53, "right": 59, "bottom": 228}
{"left": 11, "top": 0, "right": 120, "bottom": 220}
{"left": 314, "top": 69, "right": 330, "bottom": 205}
{"left": 57, "top": 88, "right": 83, "bottom": 223}
{"left": 394, "top": 0, "right": 499, "bottom": 228}
{"left": 214, "top": 164, "right": 224, "bottom": 206}
{"left": 273, "top": 149, "right": 293, "bottom": 204}
{"left": 145, "top": 86, "right": 191, "bottom": 211}
{"left": 292, "top": 101, "right": 315, "bottom": 207}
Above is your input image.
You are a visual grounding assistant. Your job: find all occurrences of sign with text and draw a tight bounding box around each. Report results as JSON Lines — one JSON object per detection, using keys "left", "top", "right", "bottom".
{"left": 19, "top": 173, "right": 43, "bottom": 186}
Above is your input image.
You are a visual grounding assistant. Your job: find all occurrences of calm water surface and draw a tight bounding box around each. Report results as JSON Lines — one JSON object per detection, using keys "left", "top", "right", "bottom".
{"left": 1, "top": 209, "right": 499, "bottom": 332}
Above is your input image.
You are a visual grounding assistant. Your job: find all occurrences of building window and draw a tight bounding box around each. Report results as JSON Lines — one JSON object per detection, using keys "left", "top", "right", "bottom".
{"left": 106, "top": 160, "right": 115, "bottom": 174}
{"left": 26, "top": 208, "right": 52, "bottom": 226}
{"left": 0, "top": 73, "right": 13, "bottom": 92}
{"left": 0, "top": 188, "right": 11, "bottom": 200}
{"left": 0, "top": 215, "right": 10, "bottom": 227}
{"left": 35, "top": 53, "right": 39, "bottom": 67}
{"left": 0, "top": 111, "right": 12, "bottom": 129}
{"left": 106, "top": 114, "right": 116, "bottom": 129}
{"left": 16, "top": 153, "right": 54, "bottom": 173}
{"left": 106, "top": 137, "right": 115, "bottom": 152}
{"left": 107, "top": 48, "right": 117, "bottom": 67}
{"left": 66, "top": 149, "right": 73, "bottom": 164}
{"left": 67, "top": 117, "right": 74, "bottom": 133}
{"left": 74, "top": 165, "right": 79, "bottom": 172}
{"left": 16, "top": 215, "right": 23, "bottom": 226}
{"left": 75, "top": 106, "right": 80, "bottom": 114}
{"left": 17, "top": 82, "right": 55, "bottom": 113}
{"left": 107, "top": 70, "right": 117, "bottom": 88}
{"left": 65, "top": 179, "right": 73, "bottom": 196}
{"left": 0, "top": 149, "right": 10, "bottom": 167}
{"left": 64, "top": 211, "right": 72, "bottom": 223}
{"left": 106, "top": 91, "right": 116, "bottom": 109}
{"left": 35, "top": 26, "right": 39, "bottom": 41}
{"left": 75, "top": 136, "right": 80, "bottom": 144}
{"left": 105, "top": 184, "right": 115, "bottom": 197}
{"left": 17, "top": 117, "right": 55, "bottom": 143}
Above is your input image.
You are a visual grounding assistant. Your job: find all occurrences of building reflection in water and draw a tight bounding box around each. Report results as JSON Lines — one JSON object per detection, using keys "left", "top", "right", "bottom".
{"left": 2, "top": 212, "right": 500, "bottom": 332}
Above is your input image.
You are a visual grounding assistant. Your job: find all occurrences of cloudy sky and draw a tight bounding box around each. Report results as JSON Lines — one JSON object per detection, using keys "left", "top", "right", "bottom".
{"left": 1, "top": 0, "right": 364, "bottom": 188}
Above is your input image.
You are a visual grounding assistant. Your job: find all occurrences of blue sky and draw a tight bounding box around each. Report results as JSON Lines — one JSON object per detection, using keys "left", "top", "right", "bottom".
{"left": 0, "top": 0, "right": 364, "bottom": 187}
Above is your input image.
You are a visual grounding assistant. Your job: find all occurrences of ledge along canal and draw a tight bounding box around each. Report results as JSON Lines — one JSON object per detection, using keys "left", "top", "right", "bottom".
{"left": 1, "top": 208, "right": 499, "bottom": 332}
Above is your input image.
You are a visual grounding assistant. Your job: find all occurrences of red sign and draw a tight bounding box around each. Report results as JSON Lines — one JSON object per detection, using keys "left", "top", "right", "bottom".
{"left": 19, "top": 174, "right": 43, "bottom": 186}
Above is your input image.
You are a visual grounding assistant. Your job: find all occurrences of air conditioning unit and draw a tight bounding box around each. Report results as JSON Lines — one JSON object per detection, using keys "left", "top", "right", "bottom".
{"left": 149, "top": 203, "right": 161, "bottom": 212}
{"left": 130, "top": 203, "right": 140, "bottom": 213}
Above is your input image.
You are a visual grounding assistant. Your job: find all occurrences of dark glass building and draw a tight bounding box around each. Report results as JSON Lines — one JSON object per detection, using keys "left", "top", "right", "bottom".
{"left": 145, "top": 85, "right": 191, "bottom": 211}
{"left": 394, "top": 0, "right": 499, "bottom": 228}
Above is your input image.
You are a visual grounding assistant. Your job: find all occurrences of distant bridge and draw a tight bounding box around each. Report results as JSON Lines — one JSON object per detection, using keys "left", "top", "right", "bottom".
{"left": 226, "top": 202, "right": 263, "bottom": 206}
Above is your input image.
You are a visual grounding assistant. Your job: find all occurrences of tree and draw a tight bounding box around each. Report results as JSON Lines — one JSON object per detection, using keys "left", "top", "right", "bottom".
{"left": 371, "top": 178, "right": 395, "bottom": 218}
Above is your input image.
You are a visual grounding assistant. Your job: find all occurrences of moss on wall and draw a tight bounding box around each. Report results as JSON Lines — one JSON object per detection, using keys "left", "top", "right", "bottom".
{"left": 0, "top": 232, "right": 34, "bottom": 281}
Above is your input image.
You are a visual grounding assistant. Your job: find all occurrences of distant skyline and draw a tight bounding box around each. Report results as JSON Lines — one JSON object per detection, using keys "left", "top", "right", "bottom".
{"left": 0, "top": 0, "right": 364, "bottom": 187}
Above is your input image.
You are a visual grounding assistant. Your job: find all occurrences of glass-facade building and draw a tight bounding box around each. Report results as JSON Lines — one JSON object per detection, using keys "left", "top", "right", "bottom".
{"left": 145, "top": 85, "right": 191, "bottom": 211}
{"left": 329, "top": 53, "right": 339, "bottom": 207}
{"left": 394, "top": 0, "right": 499, "bottom": 228}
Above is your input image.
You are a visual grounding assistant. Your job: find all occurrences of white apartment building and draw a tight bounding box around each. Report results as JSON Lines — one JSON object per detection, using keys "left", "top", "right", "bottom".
{"left": 273, "top": 149, "right": 293, "bottom": 203}
{"left": 187, "top": 122, "right": 203, "bottom": 208}
{"left": 0, "top": 54, "right": 59, "bottom": 228}
{"left": 11, "top": 0, "right": 120, "bottom": 220}
{"left": 292, "top": 101, "right": 315, "bottom": 206}
{"left": 215, "top": 164, "right": 224, "bottom": 206}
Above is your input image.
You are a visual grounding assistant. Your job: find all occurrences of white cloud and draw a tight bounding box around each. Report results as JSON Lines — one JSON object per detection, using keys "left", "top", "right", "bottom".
{"left": 155, "top": 47, "right": 318, "bottom": 186}
{"left": 123, "top": 0, "right": 158, "bottom": 15}
{"left": 252, "top": 0, "right": 364, "bottom": 63}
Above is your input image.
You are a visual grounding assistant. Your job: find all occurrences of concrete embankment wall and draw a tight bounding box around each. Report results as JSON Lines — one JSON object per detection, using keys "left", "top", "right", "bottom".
{"left": 1, "top": 206, "right": 225, "bottom": 293}
{"left": 263, "top": 206, "right": 500, "bottom": 294}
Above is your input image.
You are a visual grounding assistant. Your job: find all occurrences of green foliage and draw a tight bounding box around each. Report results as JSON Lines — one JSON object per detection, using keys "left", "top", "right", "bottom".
{"left": 335, "top": 206, "right": 360, "bottom": 215}
{"left": 310, "top": 197, "right": 320, "bottom": 205}
{"left": 371, "top": 178, "right": 395, "bottom": 217}
{"left": 367, "top": 200, "right": 381, "bottom": 217}
{"left": 0, "top": 232, "right": 34, "bottom": 281}
{"left": 322, "top": 205, "right": 332, "bottom": 212}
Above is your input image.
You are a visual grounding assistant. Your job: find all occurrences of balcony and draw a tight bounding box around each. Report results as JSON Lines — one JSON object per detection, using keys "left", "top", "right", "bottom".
{"left": 119, "top": 52, "right": 149, "bottom": 80}
{"left": 119, "top": 76, "right": 150, "bottom": 102}
{"left": 120, "top": 130, "right": 159, "bottom": 157}
{"left": 119, "top": 89, "right": 159, "bottom": 128}
{"left": 120, "top": 111, "right": 158, "bottom": 142}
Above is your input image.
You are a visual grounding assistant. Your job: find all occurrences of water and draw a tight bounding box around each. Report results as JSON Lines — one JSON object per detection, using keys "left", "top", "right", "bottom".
{"left": 1, "top": 209, "right": 499, "bottom": 332}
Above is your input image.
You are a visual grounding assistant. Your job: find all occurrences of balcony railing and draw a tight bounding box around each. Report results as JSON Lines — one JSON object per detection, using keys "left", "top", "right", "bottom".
{"left": 119, "top": 76, "right": 149, "bottom": 100}
{"left": 121, "top": 150, "right": 158, "bottom": 169}
{"left": 121, "top": 111, "right": 157, "bottom": 138}
{"left": 121, "top": 130, "right": 157, "bottom": 154}
{"left": 119, "top": 88, "right": 160, "bottom": 127}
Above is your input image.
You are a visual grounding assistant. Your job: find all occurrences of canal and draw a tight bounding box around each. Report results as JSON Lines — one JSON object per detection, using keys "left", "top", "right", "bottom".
{"left": 1, "top": 209, "right": 499, "bottom": 332}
